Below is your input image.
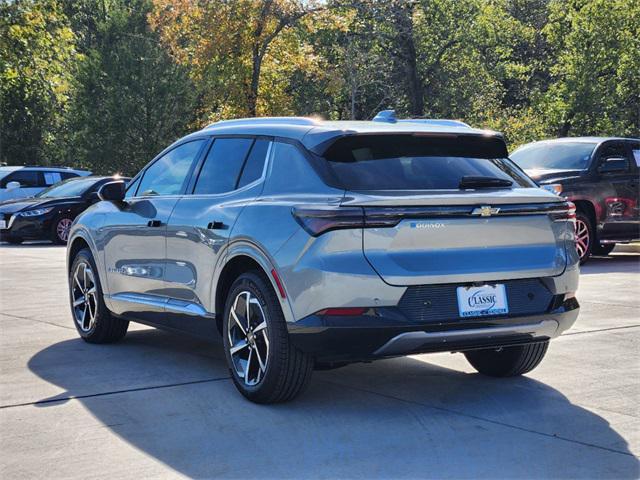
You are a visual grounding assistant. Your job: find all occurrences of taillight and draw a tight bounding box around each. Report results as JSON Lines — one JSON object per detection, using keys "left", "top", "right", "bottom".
{"left": 291, "top": 206, "right": 364, "bottom": 236}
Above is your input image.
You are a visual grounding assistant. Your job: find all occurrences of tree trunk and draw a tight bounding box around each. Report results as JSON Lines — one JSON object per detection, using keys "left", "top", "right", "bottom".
{"left": 390, "top": 3, "right": 423, "bottom": 117}
{"left": 249, "top": 49, "right": 262, "bottom": 116}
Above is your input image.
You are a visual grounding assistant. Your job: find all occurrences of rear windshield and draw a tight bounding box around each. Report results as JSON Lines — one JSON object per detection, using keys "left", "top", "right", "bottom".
{"left": 322, "top": 135, "right": 534, "bottom": 190}
{"left": 510, "top": 142, "right": 597, "bottom": 171}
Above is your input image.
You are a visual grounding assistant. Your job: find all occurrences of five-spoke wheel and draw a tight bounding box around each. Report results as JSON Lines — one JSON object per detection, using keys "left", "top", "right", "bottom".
{"left": 69, "top": 248, "right": 128, "bottom": 343}
{"left": 227, "top": 291, "right": 270, "bottom": 386}
{"left": 71, "top": 261, "right": 98, "bottom": 332}
{"left": 223, "top": 272, "right": 313, "bottom": 403}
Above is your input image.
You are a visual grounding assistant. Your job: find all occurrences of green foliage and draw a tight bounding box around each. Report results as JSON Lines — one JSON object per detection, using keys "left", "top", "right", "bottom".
{"left": 60, "top": 0, "right": 197, "bottom": 175}
{"left": 0, "top": 0, "right": 638, "bottom": 171}
{"left": 0, "top": 0, "right": 78, "bottom": 165}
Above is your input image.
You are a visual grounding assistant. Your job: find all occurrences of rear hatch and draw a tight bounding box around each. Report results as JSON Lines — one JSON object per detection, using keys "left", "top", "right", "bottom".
{"left": 323, "top": 133, "right": 573, "bottom": 286}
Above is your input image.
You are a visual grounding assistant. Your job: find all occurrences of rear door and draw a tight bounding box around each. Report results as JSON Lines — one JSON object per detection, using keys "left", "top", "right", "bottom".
{"left": 102, "top": 139, "right": 207, "bottom": 322}
{"left": 593, "top": 141, "right": 640, "bottom": 241}
{"left": 164, "top": 137, "right": 271, "bottom": 333}
{"left": 323, "top": 134, "right": 572, "bottom": 286}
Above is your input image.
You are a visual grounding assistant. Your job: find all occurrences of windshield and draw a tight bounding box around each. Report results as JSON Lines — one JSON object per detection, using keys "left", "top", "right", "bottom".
{"left": 322, "top": 135, "right": 535, "bottom": 190}
{"left": 510, "top": 142, "right": 597, "bottom": 170}
{"left": 36, "top": 177, "right": 97, "bottom": 198}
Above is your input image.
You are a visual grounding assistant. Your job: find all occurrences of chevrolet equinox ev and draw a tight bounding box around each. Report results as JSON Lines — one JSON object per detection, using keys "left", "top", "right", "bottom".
{"left": 66, "top": 116, "right": 580, "bottom": 403}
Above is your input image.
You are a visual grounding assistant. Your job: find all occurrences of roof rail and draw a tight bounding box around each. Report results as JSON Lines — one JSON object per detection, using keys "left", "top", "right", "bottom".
{"left": 205, "top": 117, "right": 320, "bottom": 129}
{"left": 372, "top": 110, "right": 471, "bottom": 128}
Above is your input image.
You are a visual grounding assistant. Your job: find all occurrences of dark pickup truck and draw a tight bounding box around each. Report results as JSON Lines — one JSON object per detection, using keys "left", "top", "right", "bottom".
{"left": 511, "top": 137, "right": 640, "bottom": 263}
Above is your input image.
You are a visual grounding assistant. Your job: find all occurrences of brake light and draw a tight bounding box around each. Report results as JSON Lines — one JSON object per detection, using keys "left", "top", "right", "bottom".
{"left": 316, "top": 307, "right": 368, "bottom": 316}
{"left": 291, "top": 206, "right": 363, "bottom": 236}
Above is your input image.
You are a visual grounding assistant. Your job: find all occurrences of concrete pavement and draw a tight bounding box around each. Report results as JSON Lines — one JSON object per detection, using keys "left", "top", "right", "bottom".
{"left": 0, "top": 244, "right": 638, "bottom": 478}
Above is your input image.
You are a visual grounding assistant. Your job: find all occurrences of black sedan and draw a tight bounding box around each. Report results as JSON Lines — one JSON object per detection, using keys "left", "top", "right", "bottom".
{"left": 0, "top": 176, "right": 127, "bottom": 245}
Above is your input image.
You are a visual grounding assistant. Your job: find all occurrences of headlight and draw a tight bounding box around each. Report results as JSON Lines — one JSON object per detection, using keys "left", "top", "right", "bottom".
{"left": 17, "top": 207, "right": 54, "bottom": 217}
{"left": 542, "top": 184, "right": 563, "bottom": 195}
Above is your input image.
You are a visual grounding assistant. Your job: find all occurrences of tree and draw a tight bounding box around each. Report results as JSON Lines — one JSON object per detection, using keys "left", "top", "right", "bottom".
{"left": 149, "top": 0, "right": 324, "bottom": 119}
{"left": 0, "top": 0, "right": 77, "bottom": 165}
{"left": 61, "top": 0, "right": 197, "bottom": 174}
{"left": 541, "top": 0, "right": 640, "bottom": 137}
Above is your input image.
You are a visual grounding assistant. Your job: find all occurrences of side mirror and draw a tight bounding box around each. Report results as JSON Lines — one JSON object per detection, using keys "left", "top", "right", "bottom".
{"left": 6, "top": 181, "right": 20, "bottom": 190}
{"left": 598, "top": 156, "right": 628, "bottom": 174}
{"left": 98, "top": 180, "right": 126, "bottom": 202}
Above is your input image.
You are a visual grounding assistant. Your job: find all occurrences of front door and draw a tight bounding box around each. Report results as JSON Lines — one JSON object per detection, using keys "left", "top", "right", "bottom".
{"left": 102, "top": 139, "right": 207, "bottom": 323}
{"left": 164, "top": 137, "right": 271, "bottom": 335}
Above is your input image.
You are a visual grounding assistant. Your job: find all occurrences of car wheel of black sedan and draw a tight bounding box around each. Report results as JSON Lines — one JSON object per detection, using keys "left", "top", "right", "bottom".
{"left": 69, "top": 248, "right": 129, "bottom": 343}
{"left": 52, "top": 216, "right": 74, "bottom": 245}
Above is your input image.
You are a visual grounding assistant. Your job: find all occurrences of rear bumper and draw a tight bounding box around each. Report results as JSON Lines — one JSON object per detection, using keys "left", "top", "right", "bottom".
{"left": 288, "top": 298, "right": 579, "bottom": 362}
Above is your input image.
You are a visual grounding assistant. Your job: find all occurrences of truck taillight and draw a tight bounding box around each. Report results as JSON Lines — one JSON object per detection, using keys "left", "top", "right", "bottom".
{"left": 549, "top": 201, "right": 576, "bottom": 224}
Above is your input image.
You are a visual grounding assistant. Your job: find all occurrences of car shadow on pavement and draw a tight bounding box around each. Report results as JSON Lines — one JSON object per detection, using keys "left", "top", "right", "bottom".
{"left": 27, "top": 329, "right": 639, "bottom": 479}
{"left": 580, "top": 253, "right": 640, "bottom": 275}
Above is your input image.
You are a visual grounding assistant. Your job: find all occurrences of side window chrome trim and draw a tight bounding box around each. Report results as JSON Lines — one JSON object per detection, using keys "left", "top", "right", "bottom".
{"left": 187, "top": 140, "right": 273, "bottom": 198}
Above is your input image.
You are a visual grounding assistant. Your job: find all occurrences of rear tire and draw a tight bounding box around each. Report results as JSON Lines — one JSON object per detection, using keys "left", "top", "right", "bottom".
{"left": 592, "top": 243, "right": 615, "bottom": 256}
{"left": 69, "top": 248, "right": 128, "bottom": 343}
{"left": 223, "top": 271, "right": 313, "bottom": 403}
{"left": 464, "top": 341, "right": 549, "bottom": 377}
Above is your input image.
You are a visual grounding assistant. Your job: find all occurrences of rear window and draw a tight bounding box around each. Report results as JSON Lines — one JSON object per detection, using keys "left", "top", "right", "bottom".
{"left": 322, "top": 135, "right": 533, "bottom": 190}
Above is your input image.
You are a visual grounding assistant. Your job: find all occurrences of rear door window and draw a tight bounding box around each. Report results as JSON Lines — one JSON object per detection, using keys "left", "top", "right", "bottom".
{"left": 0, "top": 170, "right": 43, "bottom": 188}
{"left": 323, "top": 135, "right": 533, "bottom": 190}
{"left": 238, "top": 139, "right": 269, "bottom": 188}
{"left": 43, "top": 171, "right": 63, "bottom": 185}
{"left": 193, "top": 138, "right": 254, "bottom": 194}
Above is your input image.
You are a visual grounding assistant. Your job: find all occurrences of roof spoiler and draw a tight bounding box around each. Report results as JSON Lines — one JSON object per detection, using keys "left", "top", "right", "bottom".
{"left": 372, "top": 109, "right": 471, "bottom": 128}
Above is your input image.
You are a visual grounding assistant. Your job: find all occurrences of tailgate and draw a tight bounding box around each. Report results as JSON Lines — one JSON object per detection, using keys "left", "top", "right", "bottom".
{"left": 344, "top": 191, "right": 571, "bottom": 286}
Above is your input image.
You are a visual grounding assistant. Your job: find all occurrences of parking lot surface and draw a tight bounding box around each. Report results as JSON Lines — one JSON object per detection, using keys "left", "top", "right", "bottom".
{"left": 0, "top": 244, "right": 638, "bottom": 479}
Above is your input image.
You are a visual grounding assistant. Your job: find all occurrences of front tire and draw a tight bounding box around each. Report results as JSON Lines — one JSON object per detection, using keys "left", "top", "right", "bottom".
{"left": 464, "top": 341, "right": 549, "bottom": 377}
{"left": 52, "top": 216, "right": 74, "bottom": 244}
{"left": 69, "top": 248, "right": 128, "bottom": 343}
{"left": 222, "top": 271, "right": 313, "bottom": 403}
{"left": 575, "top": 212, "right": 593, "bottom": 264}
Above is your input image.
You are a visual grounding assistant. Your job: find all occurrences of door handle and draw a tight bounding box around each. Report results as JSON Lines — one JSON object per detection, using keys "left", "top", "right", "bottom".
{"left": 147, "top": 219, "right": 162, "bottom": 227}
{"left": 207, "top": 221, "right": 225, "bottom": 229}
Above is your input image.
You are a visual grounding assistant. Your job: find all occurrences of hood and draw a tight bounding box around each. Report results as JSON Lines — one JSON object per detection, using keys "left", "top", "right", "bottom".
{"left": 524, "top": 168, "right": 584, "bottom": 184}
{"left": 0, "top": 196, "right": 78, "bottom": 214}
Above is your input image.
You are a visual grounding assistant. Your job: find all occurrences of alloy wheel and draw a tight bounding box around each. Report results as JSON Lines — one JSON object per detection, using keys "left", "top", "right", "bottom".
{"left": 71, "top": 262, "right": 98, "bottom": 332}
{"left": 57, "top": 218, "right": 73, "bottom": 242}
{"left": 227, "top": 291, "right": 269, "bottom": 386}
{"left": 575, "top": 218, "right": 590, "bottom": 260}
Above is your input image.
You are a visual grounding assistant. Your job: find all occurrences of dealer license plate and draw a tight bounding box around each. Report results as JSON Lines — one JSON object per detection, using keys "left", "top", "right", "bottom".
{"left": 457, "top": 284, "right": 508, "bottom": 318}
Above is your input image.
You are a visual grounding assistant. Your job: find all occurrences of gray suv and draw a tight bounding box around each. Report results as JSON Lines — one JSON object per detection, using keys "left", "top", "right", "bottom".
{"left": 66, "top": 116, "right": 580, "bottom": 403}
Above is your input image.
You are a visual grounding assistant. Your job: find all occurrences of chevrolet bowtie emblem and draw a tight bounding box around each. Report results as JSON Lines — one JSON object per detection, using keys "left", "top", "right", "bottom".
{"left": 472, "top": 205, "right": 500, "bottom": 217}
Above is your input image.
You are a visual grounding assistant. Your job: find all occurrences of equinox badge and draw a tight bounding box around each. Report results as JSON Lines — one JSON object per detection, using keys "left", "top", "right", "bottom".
{"left": 472, "top": 205, "right": 500, "bottom": 217}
